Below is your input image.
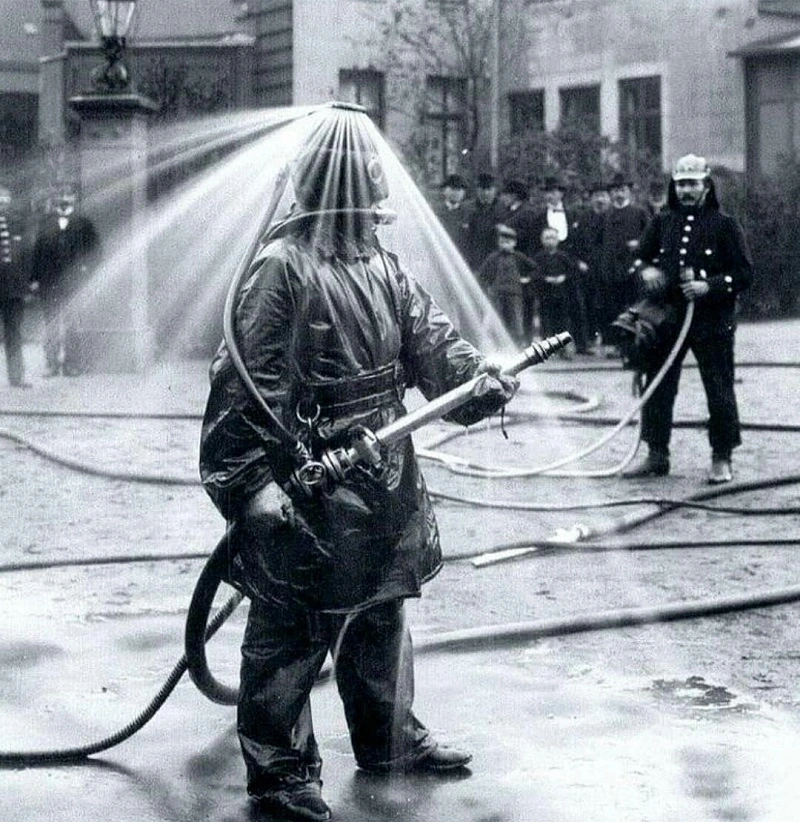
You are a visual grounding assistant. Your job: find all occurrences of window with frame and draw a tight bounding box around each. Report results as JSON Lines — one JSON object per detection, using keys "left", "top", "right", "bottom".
{"left": 749, "top": 58, "right": 800, "bottom": 176}
{"left": 757, "top": 0, "right": 800, "bottom": 15}
{"left": 338, "top": 68, "right": 386, "bottom": 129}
{"left": 508, "top": 89, "right": 545, "bottom": 134}
{"left": 424, "top": 75, "right": 468, "bottom": 181}
{"left": 619, "top": 75, "right": 662, "bottom": 161}
{"left": 559, "top": 84, "right": 601, "bottom": 133}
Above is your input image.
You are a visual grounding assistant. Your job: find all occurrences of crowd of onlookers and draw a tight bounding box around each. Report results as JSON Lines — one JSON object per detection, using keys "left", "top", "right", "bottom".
{"left": 0, "top": 183, "right": 99, "bottom": 387}
{"left": 432, "top": 170, "right": 669, "bottom": 356}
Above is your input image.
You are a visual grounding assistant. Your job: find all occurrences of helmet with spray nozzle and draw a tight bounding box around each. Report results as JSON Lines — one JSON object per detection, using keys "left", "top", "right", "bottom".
{"left": 291, "top": 103, "right": 390, "bottom": 214}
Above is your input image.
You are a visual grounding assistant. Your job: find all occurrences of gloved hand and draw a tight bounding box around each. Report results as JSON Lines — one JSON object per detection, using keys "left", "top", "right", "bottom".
{"left": 241, "top": 482, "right": 287, "bottom": 534}
{"left": 446, "top": 359, "right": 519, "bottom": 427}
{"left": 475, "top": 359, "right": 520, "bottom": 404}
{"left": 233, "top": 483, "right": 331, "bottom": 608}
{"left": 680, "top": 279, "right": 710, "bottom": 301}
{"left": 639, "top": 265, "right": 666, "bottom": 295}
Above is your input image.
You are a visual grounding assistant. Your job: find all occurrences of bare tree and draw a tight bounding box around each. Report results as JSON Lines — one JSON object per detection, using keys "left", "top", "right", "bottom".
{"left": 375, "top": 0, "right": 503, "bottom": 182}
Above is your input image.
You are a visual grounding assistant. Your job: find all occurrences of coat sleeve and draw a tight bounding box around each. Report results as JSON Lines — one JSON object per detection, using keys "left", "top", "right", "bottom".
{"left": 636, "top": 214, "right": 662, "bottom": 265}
{"left": 395, "top": 264, "right": 483, "bottom": 401}
{"left": 704, "top": 215, "right": 753, "bottom": 302}
{"left": 199, "top": 253, "right": 298, "bottom": 518}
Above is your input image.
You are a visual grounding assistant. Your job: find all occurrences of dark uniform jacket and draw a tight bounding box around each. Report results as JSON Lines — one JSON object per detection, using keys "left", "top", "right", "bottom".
{"left": 0, "top": 210, "right": 28, "bottom": 302}
{"left": 434, "top": 202, "right": 471, "bottom": 259}
{"left": 200, "top": 227, "right": 489, "bottom": 612}
{"left": 637, "top": 193, "right": 753, "bottom": 339}
{"left": 31, "top": 215, "right": 99, "bottom": 299}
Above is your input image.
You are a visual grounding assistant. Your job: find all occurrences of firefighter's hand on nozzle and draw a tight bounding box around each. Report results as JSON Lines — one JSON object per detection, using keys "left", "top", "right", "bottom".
{"left": 476, "top": 359, "right": 520, "bottom": 405}
{"left": 680, "top": 279, "right": 709, "bottom": 301}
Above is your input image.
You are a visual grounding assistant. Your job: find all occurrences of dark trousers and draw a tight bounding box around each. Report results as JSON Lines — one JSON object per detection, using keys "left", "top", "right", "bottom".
{"left": 520, "top": 281, "right": 537, "bottom": 342}
{"left": 41, "top": 288, "right": 86, "bottom": 375}
{"left": 489, "top": 289, "right": 524, "bottom": 344}
{"left": 0, "top": 299, "right": 25, "bottom": 386}
{"left": 238, "top": 597, "right": 433, "bottom": 797}
{"left": 641, "top": 330, "right": 741, "bottom": 458}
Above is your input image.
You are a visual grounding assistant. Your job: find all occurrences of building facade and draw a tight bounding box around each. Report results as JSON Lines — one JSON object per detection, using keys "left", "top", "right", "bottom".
{"left": 239, "top": 0, "right": 800, "bottom": 180}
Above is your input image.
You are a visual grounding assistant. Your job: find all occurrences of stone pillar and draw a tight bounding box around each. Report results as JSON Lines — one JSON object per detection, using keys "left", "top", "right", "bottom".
{"left": 68, "top": 93, "right": 157, "bottom": 372}
{"left": 39, "top": 0, "right": 66, "bottom": 148}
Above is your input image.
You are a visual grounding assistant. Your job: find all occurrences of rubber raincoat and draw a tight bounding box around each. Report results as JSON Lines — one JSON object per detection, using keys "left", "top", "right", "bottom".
{"left": 200, "top": 222, "right": 495, "bottom": 613}
{"left": 199, "top": 220, "right": 505, "bottom": 787}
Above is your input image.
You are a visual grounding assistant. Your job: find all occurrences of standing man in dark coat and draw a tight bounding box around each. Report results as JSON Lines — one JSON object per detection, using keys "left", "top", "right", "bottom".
{"left": 599, "top": 173, "right": 650, "bottom": 350}
{"left": 434, "top": 173, "right": 471, "bottom": 260}
{"left": 465, "top": 172, "right": 501, "bottom": 274}
{"left": 199, "top": 111, "right": 518, "bottom": 822}
{"left": 31, "top": 190, "right": 100, "bottom": 376}
{"left": 572, "top": 181, "right": 610, "bottom": 349}
{"left": 499, "top": 178, "right": 539, "bottom": 340}
{"left": 623, "top": 154, "right": 753, "bottom": 484}
{"left": 0, "top": 185, "right": 31, "bottom": 387}
{"left": 531, "top": 176, "right": 580, "bottom": 255}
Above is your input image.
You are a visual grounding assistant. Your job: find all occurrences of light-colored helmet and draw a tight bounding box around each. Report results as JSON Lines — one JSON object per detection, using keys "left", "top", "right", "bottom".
{"left": 672, "top": 154, "right": 710, "bottom": 181}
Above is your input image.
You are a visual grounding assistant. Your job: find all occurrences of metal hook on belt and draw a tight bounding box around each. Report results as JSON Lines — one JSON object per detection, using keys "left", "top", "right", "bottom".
{"left": 295, "top": 400, "right": 321, "bottom": 429}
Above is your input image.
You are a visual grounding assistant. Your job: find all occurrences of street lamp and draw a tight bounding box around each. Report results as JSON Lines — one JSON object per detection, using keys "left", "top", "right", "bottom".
{"left": 89, "top": 0, "right": 139, "bottom": 93}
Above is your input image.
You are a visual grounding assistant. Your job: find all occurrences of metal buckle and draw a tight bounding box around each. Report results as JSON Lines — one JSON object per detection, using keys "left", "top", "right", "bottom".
{"left": 295, "top": 400, "right": 321, "bottom": 428}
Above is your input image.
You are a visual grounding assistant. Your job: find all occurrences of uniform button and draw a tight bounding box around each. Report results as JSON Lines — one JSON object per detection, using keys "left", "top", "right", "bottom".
{"left": 685, "top": 225, "right": 692, "bottom": 232}
{"left": 682, "top": 236, "right": 689, "bottom": 243}
{"left": 680, "top": 249, "right": 687, "bottom": 255}
{"left": 687, "top": 214, "right": 695, "bottom": 221}
{"left": 705, "top": 248, "right": 713, "bottom": 255}
{"left": 700, "top": 270, "right": 707, "bottom": 279}
{"left": 724, "top": 275, "right": 732, "bottom": 283}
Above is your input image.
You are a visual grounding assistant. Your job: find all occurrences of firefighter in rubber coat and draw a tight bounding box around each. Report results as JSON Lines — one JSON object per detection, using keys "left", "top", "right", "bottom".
{"left": 198, "top": 115, "right": 517, "bottom": 822}
{"left": 624, "top": 154, "right": 753, "bottom": 484}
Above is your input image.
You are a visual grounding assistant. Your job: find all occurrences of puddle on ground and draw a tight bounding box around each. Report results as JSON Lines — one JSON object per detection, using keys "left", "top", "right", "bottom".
{"left": 649, "top": 675, "right": 760, "bottom": 716}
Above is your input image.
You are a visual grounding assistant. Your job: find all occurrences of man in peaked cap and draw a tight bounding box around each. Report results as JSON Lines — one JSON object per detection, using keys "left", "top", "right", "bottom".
{"left": 623, "top": 154, "right": 753, "bottom": 484}
{"left": 435, "top": 173, "right": 471, "bottom": 257}
{"left": 598, "top": 171, "right": 650, "bottom": 352}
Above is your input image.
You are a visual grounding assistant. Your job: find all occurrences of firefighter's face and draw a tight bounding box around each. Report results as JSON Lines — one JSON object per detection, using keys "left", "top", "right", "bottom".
{"left": 674, "top": 178, "right": 708, "bottom": 207}
{"left": 55, "top": 195, "right": 76, "bottom": 217}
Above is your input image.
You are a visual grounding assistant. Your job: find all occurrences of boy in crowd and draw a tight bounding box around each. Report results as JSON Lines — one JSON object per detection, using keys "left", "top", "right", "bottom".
{"left": 532, "top": 226, "right": 589, "bottom": 354}
{"left": 478, "top": 223, "right": 527, "bottom": 344}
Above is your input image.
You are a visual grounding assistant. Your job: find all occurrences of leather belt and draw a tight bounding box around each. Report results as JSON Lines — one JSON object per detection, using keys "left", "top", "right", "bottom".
{"left": 306, "top": 361, "right": 405, "bottom": 417}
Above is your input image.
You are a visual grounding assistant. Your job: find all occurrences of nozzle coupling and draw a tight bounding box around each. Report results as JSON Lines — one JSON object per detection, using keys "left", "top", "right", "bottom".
{"left": 505, "top": 331, "right": 573, "bottom": 376}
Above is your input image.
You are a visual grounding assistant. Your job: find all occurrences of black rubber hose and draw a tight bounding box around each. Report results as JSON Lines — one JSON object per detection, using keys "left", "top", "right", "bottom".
{"left": 5, "top": 480, "right": 800, "bottom": 765}
{"left": 0, "top": 577, "right": 242, "bottom": 766}
{"left": 184, "top": 532, "right": 240, "bottom": 705}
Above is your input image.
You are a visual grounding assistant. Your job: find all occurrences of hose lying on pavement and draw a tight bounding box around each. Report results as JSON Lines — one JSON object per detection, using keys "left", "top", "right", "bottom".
{"left": 416, "top": 303, "right": 696, "bottom": 479}
{"left": 0, "top": 581, "right": 242, "bottom": 765}
{"left": 3, "top": 470, "right": 800, "bottom": 765}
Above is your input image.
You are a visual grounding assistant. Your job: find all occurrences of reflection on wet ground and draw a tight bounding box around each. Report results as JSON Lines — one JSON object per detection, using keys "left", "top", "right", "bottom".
{"left": 3, "top": 613, "right": 800, "bottom": 821}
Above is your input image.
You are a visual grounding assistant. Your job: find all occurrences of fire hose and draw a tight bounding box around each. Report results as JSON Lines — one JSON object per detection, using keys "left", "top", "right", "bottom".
{"left": 2, "top": 385, "right": 800, "bottom": 764}
{"left": 0, "top": 159, "right": 794, "bottom": 763}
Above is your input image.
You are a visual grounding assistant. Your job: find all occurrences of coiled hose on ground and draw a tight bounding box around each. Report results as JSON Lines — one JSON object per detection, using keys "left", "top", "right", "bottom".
{"left": 2, "top": 311, "right": 800, "bottom": 763}
{"left": 2, "top": 467, "right": 800, "bottom": 766}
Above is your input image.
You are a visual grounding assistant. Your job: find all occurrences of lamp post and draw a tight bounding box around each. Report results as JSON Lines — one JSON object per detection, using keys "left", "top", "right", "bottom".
{"left": 89, "top": 0, "right": 138, "bottom": 93}
{"left": 68, "top": 0, "right": 158, "bottom": 372}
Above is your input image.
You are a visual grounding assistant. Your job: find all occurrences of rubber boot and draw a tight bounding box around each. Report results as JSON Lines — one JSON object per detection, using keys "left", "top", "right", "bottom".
{"left": 623, "top": 448, "right": 670, "bottom": 478}
{"left": 708, "top": 453, "right": 732, "bottom": 485}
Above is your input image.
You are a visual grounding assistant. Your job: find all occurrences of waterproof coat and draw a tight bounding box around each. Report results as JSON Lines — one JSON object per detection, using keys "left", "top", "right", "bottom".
{"left": 200, "top": 226, "right": 490, "bottom": 612}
